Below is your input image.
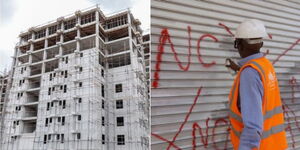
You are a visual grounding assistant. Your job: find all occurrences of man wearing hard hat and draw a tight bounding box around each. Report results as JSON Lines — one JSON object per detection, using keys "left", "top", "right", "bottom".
{"left": 226, "top": 19, "right": 288, "bottom": 150}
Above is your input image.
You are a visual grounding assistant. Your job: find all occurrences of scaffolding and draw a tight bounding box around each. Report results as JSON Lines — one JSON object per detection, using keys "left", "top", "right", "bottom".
{"left": 1, "top": 5, "right": 149, "bottom": 150}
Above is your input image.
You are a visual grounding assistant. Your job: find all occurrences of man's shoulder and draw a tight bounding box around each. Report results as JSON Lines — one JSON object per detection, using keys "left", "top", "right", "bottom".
{"left": 240, "top": 67, "right": 261, "bottom": 81}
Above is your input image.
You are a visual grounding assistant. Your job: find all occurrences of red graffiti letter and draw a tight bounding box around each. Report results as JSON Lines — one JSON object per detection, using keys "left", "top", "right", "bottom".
{"left": 197, "top": 34, "right": 218, "bottom": 68}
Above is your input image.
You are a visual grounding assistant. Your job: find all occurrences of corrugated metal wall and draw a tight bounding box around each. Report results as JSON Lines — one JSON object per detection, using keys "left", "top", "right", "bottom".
{"left": 151, "top": 0, "right": 300, "bottom": 149}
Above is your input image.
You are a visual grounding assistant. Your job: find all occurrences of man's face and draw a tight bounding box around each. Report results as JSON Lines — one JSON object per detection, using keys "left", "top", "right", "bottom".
{"left": 234, "top": 38, "right": 263, "bottom": 58}
{"left": 234, "top": 38, "right": 244, "bottom": 57}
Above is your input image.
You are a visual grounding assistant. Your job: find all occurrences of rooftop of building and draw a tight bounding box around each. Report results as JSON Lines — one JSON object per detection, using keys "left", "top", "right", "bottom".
{"left": 18, "top": 5, "right": 142, "bottom": 38}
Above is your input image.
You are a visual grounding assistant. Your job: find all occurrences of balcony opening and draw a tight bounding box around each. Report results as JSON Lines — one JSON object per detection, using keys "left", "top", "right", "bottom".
{"left": 46, "top": 47, "right": 59, "bottom": 59}
{"left": 34, "top": 29, "right": 46, "bottom": 39}
{"left": 107, "top": 38, "right": 129, "bottom": 54}
{"left": 45, "top": 59, "right": 59, "bottom": 73}
{"left": 80, "top": 12, "right": 95, "bottom": 25}
{"left": 107, "top": 28, "right": 128, "bottom": 41}
{"left": 48, "top": 36, "right": 60, "bottom": 47}
{"left": 31, "top": 51, "right": 44, "bottom": 63}
{"left": 98, "top": 26, "right": 105, "bottom": 41}
{"left": 30, "top": 64, "right": 42, "bottom": 76}
{"left": 143, "top": 34, "right": 149, "bottom": 43}
{"left": 22, "top": 120, "right": 36, "bottom": 133}
{"left": 105, "top": 14, "right": 128, "bottom": 29}
{"left": 63, "top": 30, "right": 77, "bottom": 42}
{"left": 107, "top": 53, "right": 131, "bottom": 68}
{"left": 48, "top": 25, "right": 58, "bottom": 36}
{"left": 80, "top": 24, "right": 96, "bottom": 37}
{"left": 28, "top": 76, "right": 41, "bottom": 90}
{"left": 23, "top": 105, "right": 37, "bottom": 118}
{"left": 18, "top": 55, "right": 29, "bottom": 64}
{"left": 19, "top": 44, "right": 30, "bottom": 55}
{"left": 26, "top": 90, "right": 39, "bottom": 103}
{"left": 64, "top": 18, "right": 76, "bottom": 30}
{"left": 80, "top": 36, "right": 95, "bottom": 51}
{"left": 99, "top": 53, "right": 105, "bottom": 67}
{"left": 21, "top": 34, "right": 32, "bottom": 43}
{"left": 62, "top": 41, "right": 76, "bottom": 55}
{"left": 33, "top": 40, "right": 45, "bottom": 51}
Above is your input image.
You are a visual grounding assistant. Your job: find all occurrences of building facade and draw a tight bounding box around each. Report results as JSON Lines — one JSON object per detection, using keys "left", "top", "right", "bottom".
{"left": 151, "top": 0, "right": 300, "bottom": 149}
{"left": 1, "top": 6, "right": 149, "bottom": 150}
{"left": 0, "top": 71, "right": 11, "bottom": 143}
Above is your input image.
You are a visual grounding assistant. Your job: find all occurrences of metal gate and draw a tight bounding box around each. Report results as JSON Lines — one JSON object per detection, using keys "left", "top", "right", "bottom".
{"left": 151, "top": 0, "right": 300, "bottom": 149}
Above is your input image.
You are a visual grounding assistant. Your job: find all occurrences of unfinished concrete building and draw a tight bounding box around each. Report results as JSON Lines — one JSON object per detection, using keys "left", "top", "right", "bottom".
{"left": 142, "top": 33, "right": 150, "bottom": 99}
{"left": 0, "top": 71, "right": 11, "bottom": 141}
{"left": 0, "top": 73, "right": 9, "bottom": 116}
{"left": 1, "top": 6, "right": 149, "bottom": 150}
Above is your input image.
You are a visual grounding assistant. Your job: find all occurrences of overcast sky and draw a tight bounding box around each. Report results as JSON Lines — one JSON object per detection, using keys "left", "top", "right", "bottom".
{"left": 0, "top": 0, "right": 150, "bottom": 74}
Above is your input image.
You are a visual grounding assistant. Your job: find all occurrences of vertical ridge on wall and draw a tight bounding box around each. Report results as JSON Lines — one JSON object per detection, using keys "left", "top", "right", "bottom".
{"left": 151, "top": 0, "right": 300, "bottom": 149}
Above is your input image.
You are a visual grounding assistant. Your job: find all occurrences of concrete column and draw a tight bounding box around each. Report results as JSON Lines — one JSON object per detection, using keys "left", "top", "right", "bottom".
{"left": 60, "top": 20, "right": 64, "bottom": 30}
{"left": 17, "top": 36, "right": 22, "bottom": 57}
{"left": 41, "top": 63, "right": 45, "bottom": 74}
{"left": 76, "top": 11, "right": 81, "bottom": 25}
{"left": 28, "top": 31, "right": 34, "bottom": 64}
{"left": 59, "top": 20, "right": 64, "bottom": 56}
{"left": 76, "top": 30, "right": 80, "bottom": 50}
{"left": 31, "top": 30, "right": 35, "bottom": 41}
{"left": 76, "top": 12, "right": 81, "bottom": 51}
{"left": 76, "top": 38, "right": 80, "bottom": 51}
{"left": 15, "top": 46, "right": 20, "bottom": 59}
{"left": 127, "top": 11, "right": 133, "bottom": 56}
{"left": 42, "top": 44, "right": 47, "bottom": 74}
{"left": 45, "top": 28, "right": 49, "bottom": 48}
{"left": 42, "top": 28, "right": 49, "bottom": 74}
{"left": 14, "top": 46, "right": 19, "bottom": 70}
{"left": 95, "top": 11, "right": 100, "bottom": 50}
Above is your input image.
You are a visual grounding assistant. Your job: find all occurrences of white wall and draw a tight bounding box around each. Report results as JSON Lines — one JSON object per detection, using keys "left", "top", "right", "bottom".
{"left": 151, "top": 0, "right": 300, "bottom": 149}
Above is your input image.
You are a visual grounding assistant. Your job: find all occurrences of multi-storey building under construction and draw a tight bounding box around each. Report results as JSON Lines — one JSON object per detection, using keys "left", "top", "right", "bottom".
{"left": 0, "top": 71, "right": 11, "bottom": 142}
{"left": 1, "top": 6, "right": 149, "bottom": 150}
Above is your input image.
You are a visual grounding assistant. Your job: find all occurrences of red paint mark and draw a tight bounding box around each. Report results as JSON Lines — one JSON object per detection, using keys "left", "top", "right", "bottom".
{"left": 152, "top": 26, "right": 192, "bottom": 88}
{"left": 268, "top": 33, "right": 273, "bottom": 39}
{"left": 165, "top": 87, "right": 202, "bottom": 150}
{"left": 151, "top": 87, "right": 230, "bottom": 150}
{"left": 197, "top": 34, "right": 218, "bottom": 68}
{"left": 212, "top": 118, "right": 230, "bottom": 150}
{"left": 283, "top": 102, "right": 300, "bottom": 130}
{"left": 192, "top": 118, "right": 210, "bottom": 149}
{"left": 151, "top": 133, "right": 182, "bottom": 150}
{"left": 192, "top": 117, "right": 230, "bottom": 150}
{"left": 282, "top": 101, "right": 298, "bottom": 149}
{"left": 288, "top": 77, "right": 300, "bottom": 131}
{"left": 218, "top": 23, "right": 234, "bottom": 37}
{"left": 272, "top": 39, "right": 300, "bottom": 65}
{"left": 152, "top": 27, "right": 217, "bottom": 88}
{"left": 283, "top": 78, "right": 300, "bottom": 149}
{"left": 289, "top": 76, "right": 297, "bottom": 103}
{"left": 283, "top": 103, "right": 295, "bottom": 149}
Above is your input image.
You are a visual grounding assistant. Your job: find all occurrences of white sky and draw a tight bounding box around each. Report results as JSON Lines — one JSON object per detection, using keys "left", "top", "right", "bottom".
{"left": 0, "top": 0, "right": 150, "bottom": 73}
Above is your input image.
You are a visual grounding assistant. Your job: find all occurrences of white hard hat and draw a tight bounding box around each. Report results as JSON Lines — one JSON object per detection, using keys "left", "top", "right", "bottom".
{"left": 235, "top": 19, "right": 268, "bottom": 39}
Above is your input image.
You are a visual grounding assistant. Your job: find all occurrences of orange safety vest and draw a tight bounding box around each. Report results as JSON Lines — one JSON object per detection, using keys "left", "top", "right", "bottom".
{"left": 228, "top": 57, "right": 288, "bottom": 150}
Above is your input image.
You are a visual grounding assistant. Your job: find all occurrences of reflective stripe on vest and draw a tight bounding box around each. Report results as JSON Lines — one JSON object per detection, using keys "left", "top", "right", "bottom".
{"left": 229, "top": 80, "right": 237, "bottom": 107}
{"left": 251, "top": 61, "right": 266, "bottom": 80}
{"left": 229, "top": 105, "right": 283, "bottom": 122}
{"left": 231, "top": 123, "right": 285, "bottom": 139}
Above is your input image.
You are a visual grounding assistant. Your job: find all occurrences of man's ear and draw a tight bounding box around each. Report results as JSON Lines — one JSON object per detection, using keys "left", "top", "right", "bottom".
{"left": 260, "top": 42, "right": 264, "bottom": 48}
